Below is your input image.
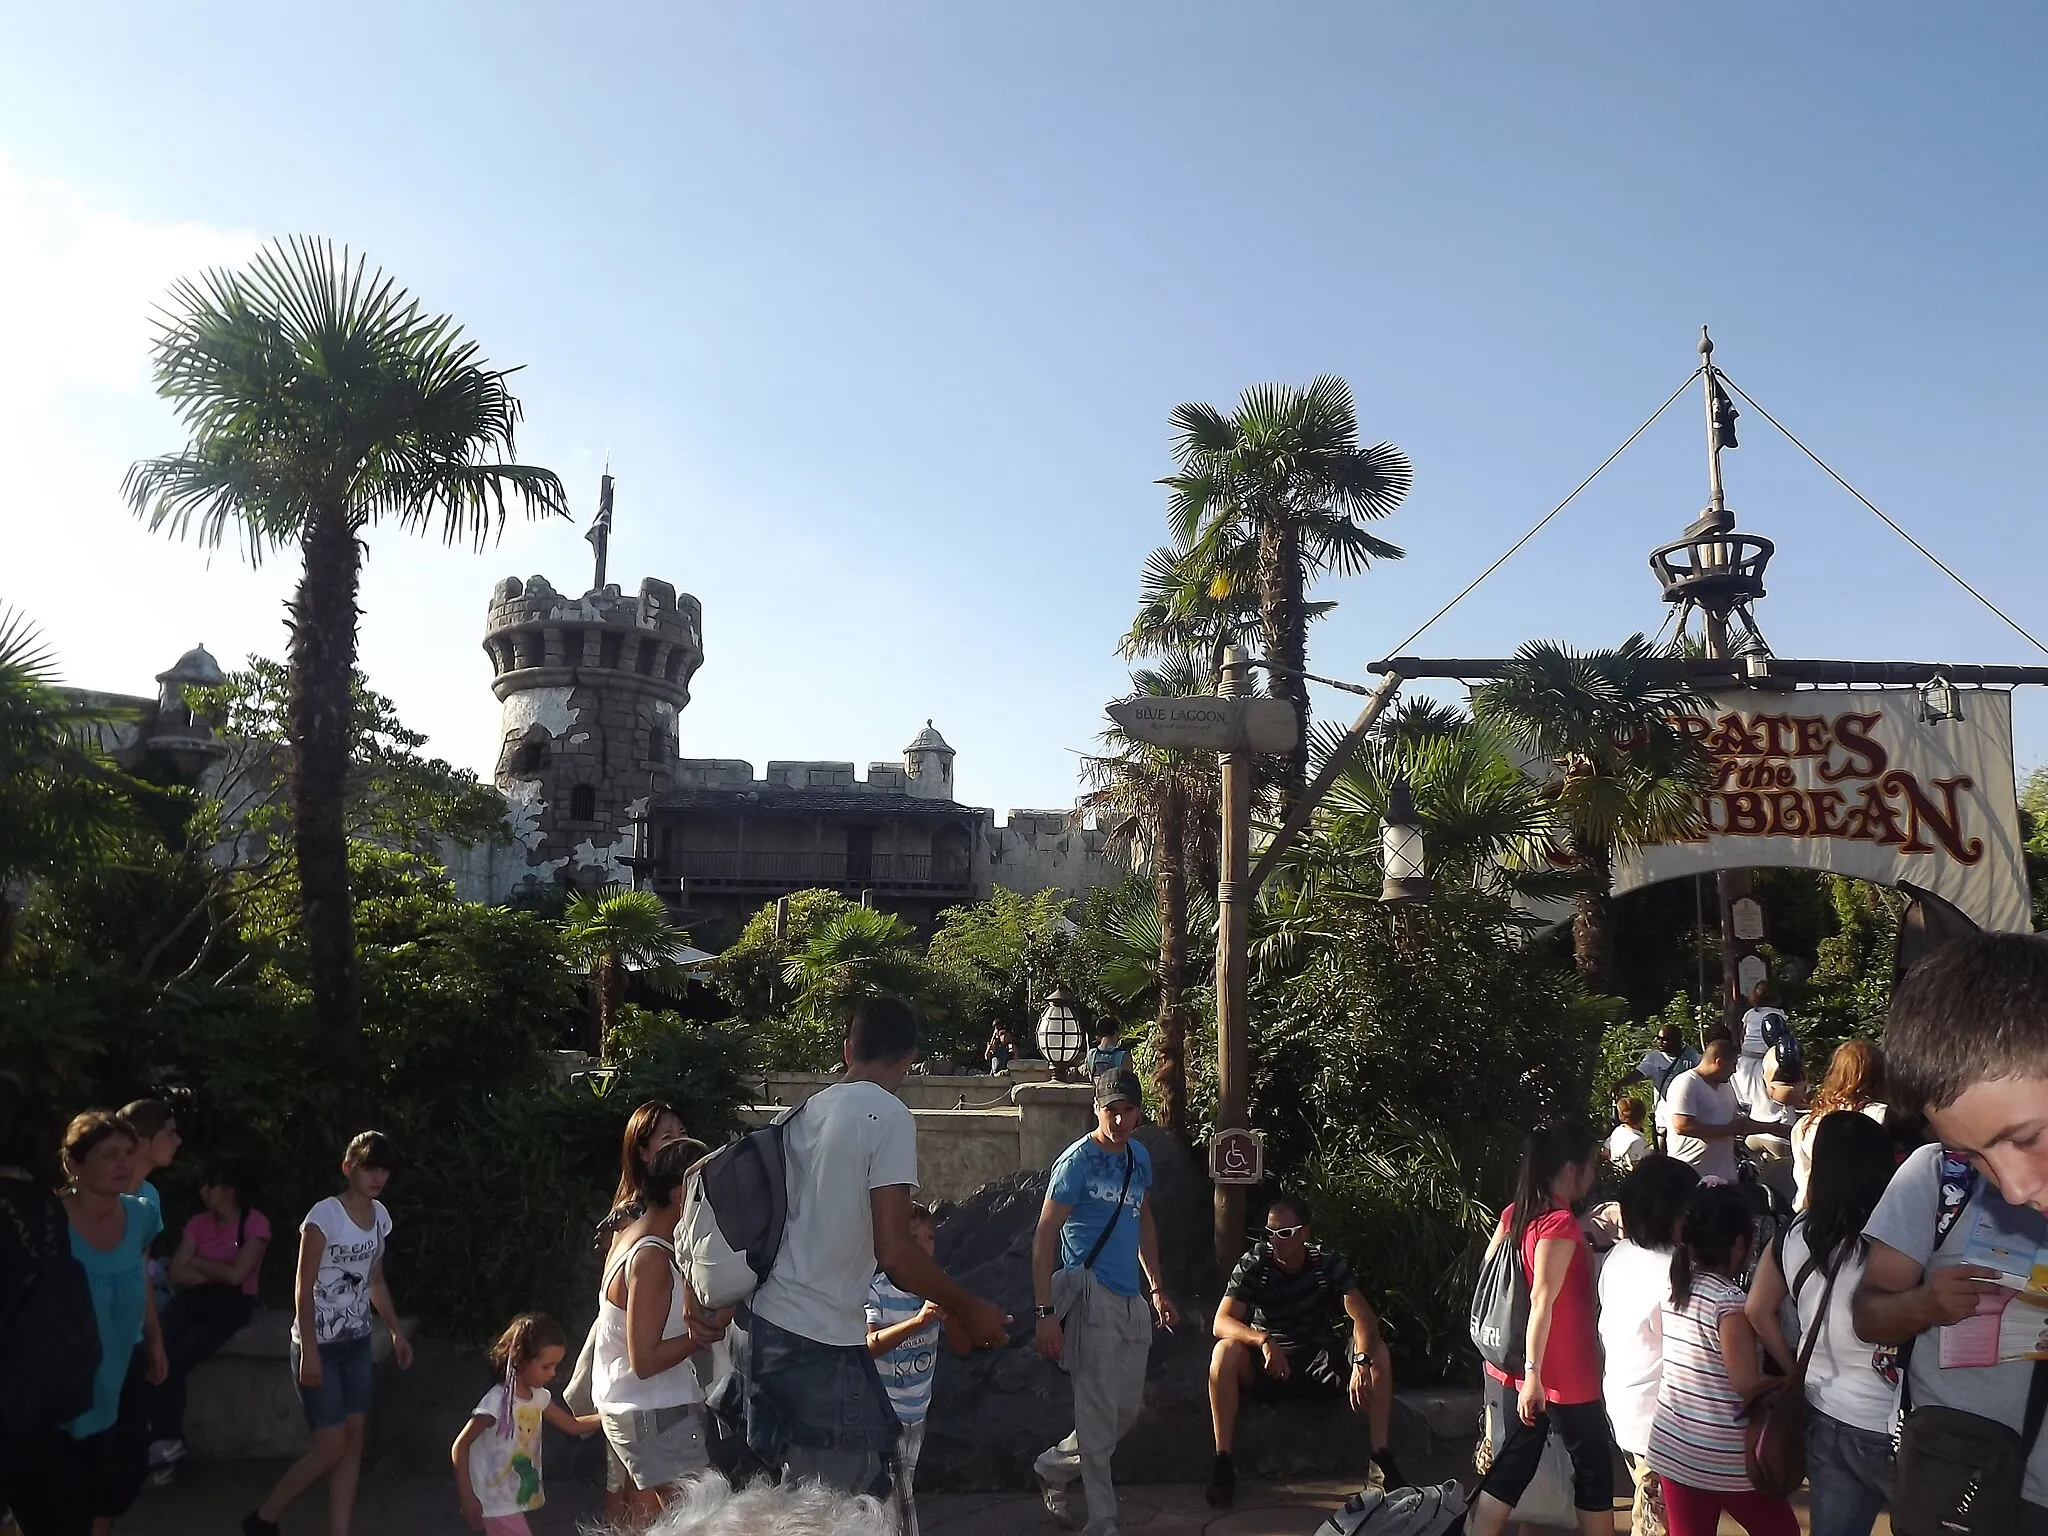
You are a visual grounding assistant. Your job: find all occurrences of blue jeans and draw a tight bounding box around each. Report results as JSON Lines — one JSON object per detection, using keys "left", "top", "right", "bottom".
{"left": 721, "top": 1307, "right": 898, "bottom": 1496}
{"left": 1804, "top": 1407, "right": 1893, "bottom": 1536}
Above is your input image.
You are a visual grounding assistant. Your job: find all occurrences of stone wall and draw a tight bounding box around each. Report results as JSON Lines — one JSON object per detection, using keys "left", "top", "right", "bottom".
{"left": 980, "top": 809, "right": 1126, "bottom": 904}
{"left": 743, "top": 1072, "right": 1095, "bottom": 1203}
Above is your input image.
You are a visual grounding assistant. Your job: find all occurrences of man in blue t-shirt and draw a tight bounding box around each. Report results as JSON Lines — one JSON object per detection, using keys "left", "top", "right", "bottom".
{"left": 1030, "top": 1068, "right": 1178, "bottom": 1535}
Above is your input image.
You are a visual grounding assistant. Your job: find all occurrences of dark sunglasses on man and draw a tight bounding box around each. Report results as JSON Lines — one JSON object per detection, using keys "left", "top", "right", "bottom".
{"left": 1264, "top": 1223, "right": 1306, "bottom": 1241}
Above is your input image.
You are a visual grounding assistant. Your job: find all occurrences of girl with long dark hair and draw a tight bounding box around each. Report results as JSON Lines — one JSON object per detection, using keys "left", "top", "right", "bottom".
{"left": 1744, "top": 1112, "right": 1898, "bottom": 1536}
{"left": 1649, "top": 1184, "right": 1794, "bottom": 1535}
{"left": 1469, "top": 1122, "right": 1613, "bottom": 1536}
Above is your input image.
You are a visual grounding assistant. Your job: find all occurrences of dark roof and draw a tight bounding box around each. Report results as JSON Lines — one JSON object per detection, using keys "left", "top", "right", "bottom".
{"left": 652, "top": 787, "right": 986, "bottom": 819}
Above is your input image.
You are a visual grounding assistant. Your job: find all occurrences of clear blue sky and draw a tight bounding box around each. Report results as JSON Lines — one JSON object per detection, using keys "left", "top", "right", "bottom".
{"left": 3, "top": 3, "right": 2044, "bottom": 816}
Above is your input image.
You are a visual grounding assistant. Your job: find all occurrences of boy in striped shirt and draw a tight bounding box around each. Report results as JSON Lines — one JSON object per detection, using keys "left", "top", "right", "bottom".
{"left": 866, "top": 1202, "right": 971, "bottom": 1536}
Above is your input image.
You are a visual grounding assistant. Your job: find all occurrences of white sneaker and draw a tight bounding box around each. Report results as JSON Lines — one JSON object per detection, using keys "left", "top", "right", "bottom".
{"left": 1036, "top": 1473, "right": 1080, "bottom": 1532}
{"left": 147, "top": 1438, "right": 187, "bottom": 1467}
{"left": 143, "top": 1467, "right": 176, "bottom": 1490}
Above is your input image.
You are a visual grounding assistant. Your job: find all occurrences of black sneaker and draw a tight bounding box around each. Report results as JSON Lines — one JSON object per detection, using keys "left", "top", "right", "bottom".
{"left": 1205, "top": 1451, "right": 1237, "bottom": 1508}
{"left": 242, "top": 1514, "right": 280, "bottom": 1536}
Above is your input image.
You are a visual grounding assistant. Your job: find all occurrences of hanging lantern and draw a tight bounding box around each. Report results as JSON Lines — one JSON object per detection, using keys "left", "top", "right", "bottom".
{"left": 1381, "top": 773, "right": 1433, "bottom": 907}
{"left": 1918, "top": 674, "right": 1964, "bottom": 726}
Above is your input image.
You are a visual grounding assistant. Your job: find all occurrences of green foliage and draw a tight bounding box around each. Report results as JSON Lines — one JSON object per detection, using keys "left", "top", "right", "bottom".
{"left": 2022, "top": 766, "right": 2048, "bottom": 929}
{"left": 1298, "top": 1120, "right": 1520, "bottom": 1383}
{"left": 712, "top": 888, "right": 864, "bottom": 1027}
{"left": 1799, "top": 877, "right": 1901, "bottom": 1048}
{"left": 924, "top": 887, "right": 1076, "bottom": 1063}
{"left": 0, "top": 609, "right": 166, "bottom": 938}
{"left": 779, "top": 906, "right": 926, "bottom": 1050}
{"left": 125, "top": 236, "right": 569, "bottom": 560}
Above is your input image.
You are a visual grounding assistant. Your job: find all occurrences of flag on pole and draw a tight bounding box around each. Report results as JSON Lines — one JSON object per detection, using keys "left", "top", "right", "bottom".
{"left": 1708, "top": 376, "right": 1740, "bottom": 451}
{"left": 585, "top": 472, "right": 615, "bottom": 549}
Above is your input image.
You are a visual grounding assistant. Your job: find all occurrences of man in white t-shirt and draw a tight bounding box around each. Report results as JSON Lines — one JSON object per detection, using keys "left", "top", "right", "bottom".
{"left": 725, "top": 997, "right": 1009, "bottom": 1497}
{"left": 1623, "top": 1024, "right": 1701, "bottom": 1141}
{"left": 1665, "top": 1040, "right": 1770, "bottom": 1185}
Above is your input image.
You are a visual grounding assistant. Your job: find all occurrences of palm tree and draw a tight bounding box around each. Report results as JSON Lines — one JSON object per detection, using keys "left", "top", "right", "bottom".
{"left": 1122, "top": 539, "right": 1337, "bottom": 671}
{"left": 780, "top": 906, "right": 928, "bottom": 1029}
{"left": 1472, "top": 636, "right": 1712, "bottom": 990}
{"left": 0, "top": 610, "right": 150, "bottom": 966}
{"left": 1163, "top": 377, "right": 1411, "bottom": 798}
{"left": 125, "top": 238, "right": 568, "bottom": 1108}
{"left": 1256, "top": 701, "right": 1581, "bottom": 973}
{"left": 1081, "top": 653, "right": 1221, "bottom": 1135}
{"left": 561, "top": 886, "right": 697, "bottom": 1059}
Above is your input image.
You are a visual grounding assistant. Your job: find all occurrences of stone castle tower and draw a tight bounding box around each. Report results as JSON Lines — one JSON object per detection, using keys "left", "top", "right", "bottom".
{"left": 483, "top": 573, "right": 705, "bottom": 885}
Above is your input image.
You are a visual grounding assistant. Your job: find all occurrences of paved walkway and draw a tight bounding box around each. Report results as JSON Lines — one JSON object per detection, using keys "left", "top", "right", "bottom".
{"left": 122, "top": 1459, "right": 1876, "bottom": 1535}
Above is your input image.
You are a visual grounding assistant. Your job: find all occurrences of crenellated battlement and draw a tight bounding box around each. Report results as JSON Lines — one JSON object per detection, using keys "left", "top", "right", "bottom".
{"left": 484, "top": 574, "right": 704, "bottom": 707}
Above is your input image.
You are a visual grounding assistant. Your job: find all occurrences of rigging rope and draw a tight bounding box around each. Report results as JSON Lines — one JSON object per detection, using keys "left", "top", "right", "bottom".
{"left": 1718, "top": 372, "right": 2048, "bottom": 661}
{"left": 1384, "top": 368, "right": 1704, "bottom": 658}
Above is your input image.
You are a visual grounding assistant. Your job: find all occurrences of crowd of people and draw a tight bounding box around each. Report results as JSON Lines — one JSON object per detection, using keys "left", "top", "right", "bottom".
{"left": 1476, "top": 931, "right": 2048, "bottom": 1536}
{"left": 13, "top": 930, "right": 2048, "bottom": 1536}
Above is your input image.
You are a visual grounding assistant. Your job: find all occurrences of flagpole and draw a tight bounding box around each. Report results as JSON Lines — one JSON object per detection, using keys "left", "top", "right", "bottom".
{"left": 588, "top": 468, "right": 614, "bottom": 592}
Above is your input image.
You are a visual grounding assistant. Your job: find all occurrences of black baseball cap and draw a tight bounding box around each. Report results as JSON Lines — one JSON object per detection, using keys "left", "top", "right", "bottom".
{"left": 1093, "top": 1068, "right": 1143, "bottom": 1109}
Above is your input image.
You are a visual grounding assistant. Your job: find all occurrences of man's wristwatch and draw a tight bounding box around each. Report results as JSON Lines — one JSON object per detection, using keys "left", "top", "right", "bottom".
{"left": 1034, "top": 1305, "right": 1056, "bottom": 1319}
{"left": 1349, "top": 1350, "right": 1371, "bottom": 1367}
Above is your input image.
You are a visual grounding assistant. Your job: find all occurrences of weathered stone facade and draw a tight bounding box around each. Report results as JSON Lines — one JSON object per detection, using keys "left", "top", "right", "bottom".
{"left": 482, "top": 574, "right": 703, "bottom": 889}
{"left": 467, "top": 567, "right": 1124, "bottom": 922}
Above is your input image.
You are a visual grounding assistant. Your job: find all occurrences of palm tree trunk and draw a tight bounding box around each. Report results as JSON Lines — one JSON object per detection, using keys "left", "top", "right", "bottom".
{"left": 1258, "top": 510, "right": 1312, "bottom": 804}
{"left": 291, "top": 503, "right": 367, "bottom": 1118}
{"left": 1151, "top": 791, "right": 1190, "bottom": 1137}
{"left": 1573, "top": 848, "right": 1615, "bottom": 990}
{"left": 598, "top": 950, "right": 623, "bottom": 1061}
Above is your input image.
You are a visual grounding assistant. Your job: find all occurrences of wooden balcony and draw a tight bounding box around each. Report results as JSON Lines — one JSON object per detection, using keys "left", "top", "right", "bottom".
{"left": 662, "top": 849, "right": 973, "bottom": 894}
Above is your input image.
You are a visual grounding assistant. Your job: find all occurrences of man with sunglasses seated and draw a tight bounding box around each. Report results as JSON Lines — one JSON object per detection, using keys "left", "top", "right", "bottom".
{"left": 1205, "top": 1192, "right": 1404, "bottom": 1508}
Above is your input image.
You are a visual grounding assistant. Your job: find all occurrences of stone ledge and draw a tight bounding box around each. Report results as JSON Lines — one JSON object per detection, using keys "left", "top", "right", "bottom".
{"left": 185, "top": 1310, "right": 418, "bottom": 1461}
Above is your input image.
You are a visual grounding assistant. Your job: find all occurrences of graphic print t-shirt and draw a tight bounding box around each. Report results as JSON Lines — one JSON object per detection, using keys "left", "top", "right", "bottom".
{"left": 1050, "top": 1135, "right": 1153, "bottom": 1299}
{"left": 296, "top": 1196, "right": 391, "bottom": 1345}
{"left": 865, "top": 1275, "right": 941, "bottom": 1424}
{"left": 469, "top": 1384, "right": 549, "bottom": 1516}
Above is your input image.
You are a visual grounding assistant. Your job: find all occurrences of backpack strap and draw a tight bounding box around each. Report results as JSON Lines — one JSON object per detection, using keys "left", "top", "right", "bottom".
{"left": 1896, "top": 1152, "right": 1979, "bottom": 1427}
{"left": 1080, "top": 1148, "right": 1136, "bottom": 1271}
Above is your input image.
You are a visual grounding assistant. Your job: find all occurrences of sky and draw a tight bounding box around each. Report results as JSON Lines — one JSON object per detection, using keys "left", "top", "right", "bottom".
{"left": 3, "top": 3, "right": 2045, "bottom": 817}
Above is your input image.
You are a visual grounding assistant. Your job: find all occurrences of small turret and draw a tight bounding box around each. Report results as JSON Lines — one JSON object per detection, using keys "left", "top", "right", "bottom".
{"left": 146, "top": 643, "right": 229, "bottom": 776}
{"left": 903, "top": 720, "right": 956, "bottom": 802}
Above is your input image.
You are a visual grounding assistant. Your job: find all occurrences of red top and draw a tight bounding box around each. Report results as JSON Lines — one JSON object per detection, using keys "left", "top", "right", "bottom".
{"left": 1483, "top": 1204, "right": 1601, "bottom": 1406}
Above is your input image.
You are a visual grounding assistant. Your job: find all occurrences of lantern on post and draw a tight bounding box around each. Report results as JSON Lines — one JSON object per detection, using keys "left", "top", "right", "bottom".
{"left": 1380, "top": 773, "right": 1433, "bottom": 907}
{"left": 1038, "top": 987, "right": 1087, "bottom": 1079}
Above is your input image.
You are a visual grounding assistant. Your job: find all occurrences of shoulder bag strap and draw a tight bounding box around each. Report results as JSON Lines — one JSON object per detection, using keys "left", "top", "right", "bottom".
{"left": 1792, "top": 1259, "right": 1843, "bottom": 1377}
{"left": 2024, "top": 1358, "right": 2048, "bottom": 1452}
{"left": 1080, "top": 1148, "right": 1136, "bottom": 1271}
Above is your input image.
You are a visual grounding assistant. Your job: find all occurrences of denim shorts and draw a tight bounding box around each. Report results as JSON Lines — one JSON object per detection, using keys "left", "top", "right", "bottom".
{"left": 293, "top": 1333, "right": 374, "bottom": 1430}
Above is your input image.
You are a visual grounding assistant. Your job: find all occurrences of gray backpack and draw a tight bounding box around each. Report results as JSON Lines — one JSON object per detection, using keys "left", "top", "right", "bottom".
{"left": 1317, "top": 1483, "right": 1468, "bottom": 1536}
{"left": 676, "top": 1102, "right": 804, "bottom": 1309}
{"left": 1468, "top": 1223, "right": 1529, "bottom": 1376}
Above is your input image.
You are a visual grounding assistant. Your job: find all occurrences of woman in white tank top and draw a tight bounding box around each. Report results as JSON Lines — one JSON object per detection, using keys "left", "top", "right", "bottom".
{"left": 593, "top": 1138, "right": 714, "bottom": 1519}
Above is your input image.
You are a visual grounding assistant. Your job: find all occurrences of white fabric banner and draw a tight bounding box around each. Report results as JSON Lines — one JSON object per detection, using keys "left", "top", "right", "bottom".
{"left": 1613, "top": 688, "right": 2032, "bottom": 933}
